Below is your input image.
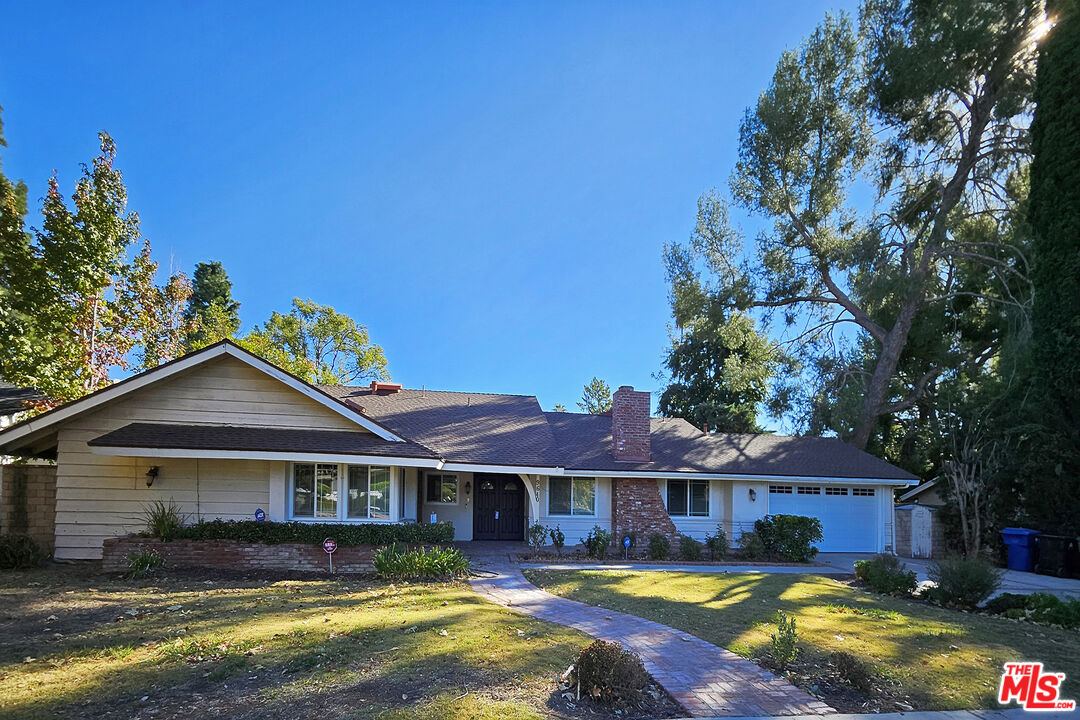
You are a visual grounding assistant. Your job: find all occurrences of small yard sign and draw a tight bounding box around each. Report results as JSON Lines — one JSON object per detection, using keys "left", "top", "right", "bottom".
{"left": 254, "top": 508, "right": 266, "bottom": 522}
{"left": 623, "top": 535, "right": 631, "bottom": 560}
{"left": 323, "top": 538, "right": 337, "bottom": 573}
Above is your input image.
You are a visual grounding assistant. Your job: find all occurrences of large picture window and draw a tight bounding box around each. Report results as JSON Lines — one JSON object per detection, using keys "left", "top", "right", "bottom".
{"left": 292, "top": 462, "right": 339, "bottom": 519}
{"left": 348, "top": 465, "right": 391, "bottom": 519}
{"left": 667, "top": 479, "right": 709, "bottom": 517}
{"left": 548, "top": 477, "right": 596, "bottom": 516}
{"left": 292, "top": 462, "right": 393, "bottom": 521}
{"left": 425, "top": 473, "right": 458, "bottom": 504}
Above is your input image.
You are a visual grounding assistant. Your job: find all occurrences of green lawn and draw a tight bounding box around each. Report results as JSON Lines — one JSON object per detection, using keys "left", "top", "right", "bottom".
{"left": 0, "top": 567, "right": 596, "bottom": 720}
{"left": 523, "top": 569, "right": 1080, "bottom": 712}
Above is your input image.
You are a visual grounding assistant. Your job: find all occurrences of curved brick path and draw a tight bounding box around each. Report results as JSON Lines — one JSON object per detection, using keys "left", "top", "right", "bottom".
{"left": 467, "top": 556, "right": 833, "bottom": 717}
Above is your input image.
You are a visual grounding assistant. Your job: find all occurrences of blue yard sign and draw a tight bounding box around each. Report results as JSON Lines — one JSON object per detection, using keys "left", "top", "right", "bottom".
{"left": 254, "top": 508, "right": 266, "bottom": 522}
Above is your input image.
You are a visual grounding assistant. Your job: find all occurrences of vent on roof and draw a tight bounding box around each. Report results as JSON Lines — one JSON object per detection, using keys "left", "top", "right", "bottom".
{"left": 369, "top": 381, "right": 402, "bottom": 395}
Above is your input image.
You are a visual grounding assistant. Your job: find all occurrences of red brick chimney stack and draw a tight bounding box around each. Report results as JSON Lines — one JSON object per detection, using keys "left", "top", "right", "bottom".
{"left": 611, "top": 385, "right": 651, "bottom": 462}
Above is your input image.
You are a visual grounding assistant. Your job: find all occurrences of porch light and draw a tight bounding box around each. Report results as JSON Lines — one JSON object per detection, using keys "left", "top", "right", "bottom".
{"left": 748, "top": 488, "right": 757, "bottom": 502}
{"left": 146, "top": 466, "right": 160, "bottom": 487}
{"left": 464, "top": 480, "right": 472, "bottom": 495}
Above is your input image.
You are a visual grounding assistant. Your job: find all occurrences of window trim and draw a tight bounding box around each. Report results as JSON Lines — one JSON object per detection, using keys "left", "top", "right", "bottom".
{"left": 547, "top": 476, "right": 598, "bottom": 517}
{"left": 348, "top": 464, "right": 392, "bottom": 520}
{"left": 289, "top": 461, "right": 397, "bottom": 523}
{"left": 666, "top": 478, "right": 710, "bottom": 517}
{"left": 424, "top": 472, "right": 460, "bottom": 506}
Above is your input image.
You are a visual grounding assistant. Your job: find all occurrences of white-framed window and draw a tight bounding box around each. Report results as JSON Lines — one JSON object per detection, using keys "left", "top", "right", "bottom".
{"left": 825, "top": 487, "right": 848, "bottom": 496}
{"left": 852, "top": 487, "right": 875, "bottom": 497}
{"left": 769, "top": 485, "right": 793, "bottom": 494}
{"left": 548, "top": 477, "right": 596, "bottom": 516}
{"left": 667, "top": 479, "right": 709, "bottom": 516}
{"left": 348, "top": 465, "right": 392, "bottom": 519}
{"left": 797, "top": 486, "right": 821, "bottom": 495}
{"left": 425, "top": 473, "right": 459, "bottom": 504}
{"left": 291, "top": 462, "right": 395, "bottom": 521}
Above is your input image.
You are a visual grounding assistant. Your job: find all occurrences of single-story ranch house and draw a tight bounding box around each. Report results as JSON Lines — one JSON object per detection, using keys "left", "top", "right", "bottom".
{"left": 0, "top": 341, "right": 916, "bottom": 560}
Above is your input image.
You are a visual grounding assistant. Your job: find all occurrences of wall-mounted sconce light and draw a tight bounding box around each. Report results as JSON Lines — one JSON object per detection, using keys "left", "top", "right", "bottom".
{"left": 146, "top": 466, "right": 160, "bottom": 487}
{"left": 748, "top": 488, "right": 757, "bottom": 502}
{"left": 464, "top": 480, "right": 472, "bottom": 495}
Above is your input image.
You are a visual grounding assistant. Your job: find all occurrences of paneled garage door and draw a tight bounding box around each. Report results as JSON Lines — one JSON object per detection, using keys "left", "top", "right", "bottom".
{"left": 768, "top": 485, "right": 879, "bottom": 552}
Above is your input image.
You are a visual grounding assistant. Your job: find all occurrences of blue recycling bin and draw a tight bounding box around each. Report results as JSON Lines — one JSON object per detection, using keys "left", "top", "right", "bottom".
{"left": 1001, "top": 527, "right": 1041, "bottom": 572}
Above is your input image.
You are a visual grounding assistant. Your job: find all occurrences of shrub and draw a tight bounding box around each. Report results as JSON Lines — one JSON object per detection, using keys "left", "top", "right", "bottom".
{"left": 0, "top": 534, "right": 45, "bottom": 570}
{"left": 737, "top": 530, "right": 767, "bottom": 560}
{"left": 705, "top": 525, "right": 728, "bottom": 559}
{"left": 927, "top": 555, "right": 1003, "bottom": 609}
{"left": 679, "top": 535, "right": 703, "bottom": 561}
{"left": 830, "top": 650, "right": 872, "bottom": 691}
{"left": 573, "top": 640, "right": 649, "bottom": 708}
{"left": 372, "top": 544, "right": 470, "bottom": 581}
{"left": 984, "top": 592, "right": 1080, "bottom": 628}
{"left": 983, "top": 592, "right": 1029, "bottom": 615}
{"left": 857, "top": 554, "right": 917, "bottom": 596}
{"left": 549, "top": 525, "right": 565, "bottom": 556}
{"left": 527, "top": 522, "right": 548, "bottom": 554}
{"left": 583, "top": 526, "right": 612, "bottom": 559}
{"left": 647, "top": 533, "right": 670, "bottom": 560}
{"left": 770, "top": 611, "right": 799, "bottom": 668}
{"left": 142, "top": 500, "right": 187, "bottom": 541}
{"left": 754, "top": 515, "right": 823, "bottom": 562}
{"left": 126, "top": 548, "right": 164, "bottom": 578}
{"left": 169, "top": 519, "right": 455, "bottom": 546}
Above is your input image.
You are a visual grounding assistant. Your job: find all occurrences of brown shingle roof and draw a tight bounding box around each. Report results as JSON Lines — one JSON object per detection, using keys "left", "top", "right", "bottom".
{"left": 88, "top": 423, "right": 439, "bottom": 460}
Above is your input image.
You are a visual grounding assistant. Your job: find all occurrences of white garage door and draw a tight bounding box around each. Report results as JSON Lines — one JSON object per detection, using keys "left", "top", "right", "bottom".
{"left": 768, "top": 485, "right": 879, "bottom": 552}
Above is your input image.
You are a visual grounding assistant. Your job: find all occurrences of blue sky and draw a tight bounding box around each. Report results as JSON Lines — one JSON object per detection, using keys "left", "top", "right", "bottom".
{"left": 1, "top": 1, "right": 857, "bottom": 417}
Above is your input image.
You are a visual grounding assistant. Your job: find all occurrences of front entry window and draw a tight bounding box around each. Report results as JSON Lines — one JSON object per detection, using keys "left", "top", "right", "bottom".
{"left": 549, "top": 477, "right": 596, "bottom": 516}
{"left": 426, "top": 473, "right": 459, "bottom": 504}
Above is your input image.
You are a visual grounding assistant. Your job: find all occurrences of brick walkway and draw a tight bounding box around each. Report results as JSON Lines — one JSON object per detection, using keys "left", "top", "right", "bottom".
{"left": 467, "top": 556, "right": 833, "bottom": 717}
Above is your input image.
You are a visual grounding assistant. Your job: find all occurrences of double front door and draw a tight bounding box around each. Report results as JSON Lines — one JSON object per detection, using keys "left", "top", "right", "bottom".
{"left": 473, "top": 473, "right": 525, "bottom": 540}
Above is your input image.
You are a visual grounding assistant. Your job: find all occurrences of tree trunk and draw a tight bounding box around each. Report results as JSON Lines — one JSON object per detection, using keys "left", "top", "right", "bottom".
{"left": 850, "top": 298, "right": 921, "bottom": 449}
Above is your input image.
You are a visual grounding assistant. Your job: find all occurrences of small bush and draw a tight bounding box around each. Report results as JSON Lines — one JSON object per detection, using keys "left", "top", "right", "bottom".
{"left": 527, "top": 522, "right": 548, "bottom": 554}
{"left": 770, "top": 611, "right": 799, "bottom": 668}
{"left": 142, "top": 500, "right": 188, "bottom": 541}
{"left": 927, "top": 555, "right": 1003, "bottom": 609}
{"left": 372, "top": 544, "right": 470, "bottom": 581}
{"left": 169, "top": 519, "right": 455, "bottom": 546}
{"left": 983, "top": 592, "right": 1029, "bottom": 615}
{"left": 857, "top": 554, "right": 917, "bottom": 596}
{"left": 647, "top": 533, "right": 670, "bottom": 560}
{"left": 549, "top": 525, "right": 565, "bottom": 556}
{"left": 573, "top": 640, "right": 649, "bottom": 708}
{"left": 754, "top": 514, "right": 823, "bottom": 562}
{"left": 830, "top": 650, "right": 872, "bottom": 691}
{"left": 679, "top": 535, "right": 703, "bottom": 561}
{"left": 737, "top": 530, "right": 767, "bottom": 559}
{"left": 984, "top": 592, "right": 1080, "bottom": 628}
{"left": 126, "top": 548, "right": 164, "bottom": 578}
{"left": 705, "top": 525, "right": 728, "bottom": 559}
{"left": 583, "top": 526, "right": 612, "bottom": 559}
{"left": 0, "top": 534, "right": 45, "bottom": 570}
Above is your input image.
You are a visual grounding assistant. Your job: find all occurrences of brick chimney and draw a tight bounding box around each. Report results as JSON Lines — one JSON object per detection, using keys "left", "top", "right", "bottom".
{"left": 611, "top": 385, "right": 651, "bottom": 462}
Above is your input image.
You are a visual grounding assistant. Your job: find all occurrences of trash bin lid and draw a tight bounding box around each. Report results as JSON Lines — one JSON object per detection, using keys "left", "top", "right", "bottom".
{"left": 1001, "top": 527, "right": 1041, "bottom": 536}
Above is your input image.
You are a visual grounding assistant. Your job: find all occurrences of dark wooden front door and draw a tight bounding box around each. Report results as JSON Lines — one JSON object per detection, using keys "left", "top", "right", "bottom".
{"left": 473, "top": 474, "right": 526, "bottom": 541}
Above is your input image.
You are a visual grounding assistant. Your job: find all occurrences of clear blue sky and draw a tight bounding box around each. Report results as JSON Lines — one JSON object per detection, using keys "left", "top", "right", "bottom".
{"left": 2, "top": 1, "right": 857, "bottom": 416}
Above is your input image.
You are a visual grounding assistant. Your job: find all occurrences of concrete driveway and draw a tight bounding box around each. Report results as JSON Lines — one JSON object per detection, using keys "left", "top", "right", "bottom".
{"left": 819, "top": 552, "right": 1080, "bottom": 600}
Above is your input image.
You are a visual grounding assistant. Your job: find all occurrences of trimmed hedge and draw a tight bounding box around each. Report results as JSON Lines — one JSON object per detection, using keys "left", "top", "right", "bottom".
{"left": 158, "top": 519, "right": 455, "bottom": 546}
{"left": 754, "top": 514, "right": 823, "bottom": 562}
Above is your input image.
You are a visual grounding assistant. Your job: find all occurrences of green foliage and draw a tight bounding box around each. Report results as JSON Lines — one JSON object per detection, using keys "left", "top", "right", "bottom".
{"left": 770, "top": 611, "right": 799, "bottom": 668}
{"left": 737, "top": 530, "right": 767, "bottom": 559}
{"left": 0, "top": 126, "right": 194, "bottom": 403}
{"left": 753, "top": 515, "right": 823, "bottom": 562}
{"left": 927, "top": 556, "right": 1003, "bottom": 609}
{"left": 855, "top": 554, "right": 917, "bottom": 596}
{"left": 169, "top": 519, "right": 454, "bottom": 546}
{"left": 371, "top": 544, "right": 470, "bottom": 581}
{"left": 647, "top": 533, "right": 670, "bottom": 560}
{"left": 577, "top": 377, "right": 612, "bottom": 414}
{"left": 983, "top": 592, "right": 1080, "bottom": 629}
{"left": 125, "top": 548, "right": 164, "bottom": 579}
{"left": 527, "top": 522, "right": 548, "bottom": 553}
{"left": 184, "top": 261, "right": 241, "bottom": 350}
{"left": 830, "top": 650, "right": 872, "bottom": 691}
{"left": 573, "top": 640, "right": 649, "bottom": 708}
{"left": 0, "top": 534, "right": 45, "bottom": 570}
{"left": 705, "top": 525, "right": 729, "bottom": 559}
{"left": 583, "top": 526, "right": 612, "bottom": 558}
{"left": 678, "top": 535, "right": 703, "bottom": 561}
{"left": 141, "top": 500, "right": 188, "bottom": 541}
{"left": 549, "top": 525, "right": 565, "bottom": 555}
{"left": 240, "top": 297, "right": 388, "bottom": 384}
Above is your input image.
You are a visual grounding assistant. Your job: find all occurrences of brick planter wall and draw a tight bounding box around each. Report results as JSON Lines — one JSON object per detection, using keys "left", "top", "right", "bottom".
{"left": 101, "top": 537, "right": 376, "bottom": 574}
{"left": 1, "top": 464, "right": 57, "bottom": 553}
{"left": 611, "top": 477, "right": 678, "bottom": 548}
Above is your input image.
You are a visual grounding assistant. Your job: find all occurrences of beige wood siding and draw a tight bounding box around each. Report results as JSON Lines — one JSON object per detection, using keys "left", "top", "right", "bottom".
{"left": 52, "top": 355, "right": 367, "bottom": 559}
